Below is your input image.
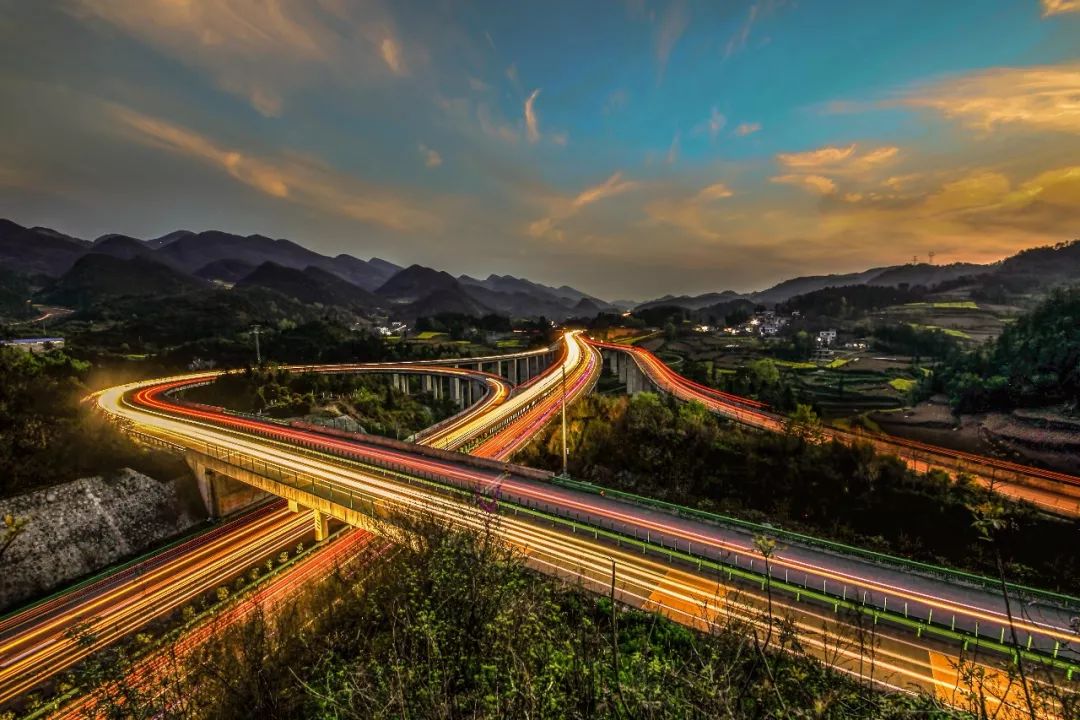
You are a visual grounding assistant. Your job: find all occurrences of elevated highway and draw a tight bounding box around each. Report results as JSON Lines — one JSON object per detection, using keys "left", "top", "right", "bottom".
{"left": 590, "top": 338, "right": 1080, "bottom": 517}
{"left": 92, "top": 331, "right": 1079, "bottom": 713}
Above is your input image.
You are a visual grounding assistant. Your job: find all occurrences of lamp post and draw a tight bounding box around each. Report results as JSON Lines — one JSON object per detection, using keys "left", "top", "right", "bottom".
{"left": 560, "top": 361, "right": 568, "bottom": 477}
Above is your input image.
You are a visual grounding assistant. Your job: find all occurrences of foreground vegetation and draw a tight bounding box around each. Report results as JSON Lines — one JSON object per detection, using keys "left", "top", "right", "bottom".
{"left": 67, "top": 518, "right": 956, "bottom": 719}
{"left": 0, "top": 347, "right": 183, "bottom": 497}
{"left": 519, "top": 393, "right": 1080, "bottom": 595}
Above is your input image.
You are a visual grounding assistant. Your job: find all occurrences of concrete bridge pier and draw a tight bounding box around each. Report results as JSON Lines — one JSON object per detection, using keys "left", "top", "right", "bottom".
{"left": 421, "top": 375, "right": 434, "bottom": 395}
{"left": 509, "top": 358, "right": 519, "bottom": 385}
{"left": 186, "top": 454, "right": 271, "bottom": 519}
{"left": 450, "top": 377, "right": 464, "bottom": 407}
{"left": 313, "top": 509, "right": 329, "bottom": 542}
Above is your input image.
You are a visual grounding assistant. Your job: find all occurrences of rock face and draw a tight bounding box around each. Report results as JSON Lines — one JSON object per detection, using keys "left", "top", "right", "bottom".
{"left": 0, "top": 469, "right": 208, "bottom": 612}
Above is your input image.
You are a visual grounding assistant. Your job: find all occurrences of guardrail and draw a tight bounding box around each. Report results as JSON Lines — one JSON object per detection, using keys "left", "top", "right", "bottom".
{"left": 550, "top": 476, "right": 1080, "bottom": 610}
{"left": 127, "top": 426, "right": 1080, "bottom": 676}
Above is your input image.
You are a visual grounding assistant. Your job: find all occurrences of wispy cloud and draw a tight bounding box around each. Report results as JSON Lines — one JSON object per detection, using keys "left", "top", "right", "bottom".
{"left": 770, "top": 174, "right": 837, "bottom": 195}
{"left": 901, "top": 62, "right": 1080, "bottom": 134}
{"left": 418, "top": 144, "right": 442, "bottom": 168}
{"left": 524, "top": 88, "right": 542, "bottom": 143}
{"left": 734, "top": 121, "right": 762, "bottom": 137}
{"left": 777, "top": 144, "right": 899, "bottom": 175}
{"left": 654, "top": 0, "right": 689, "bottom": 80}
{"left": 113, "top": 105, "right": 438, "bottom": 231}
{"left": 380, "top": 36, "right": 406, "bottom": 75}
{"left": 724, "top": 3, "right": 758, "bottom": 58}
{"left": 646, "top": 180, "right": 735, "bottom": 240}
{"left": 528, "top": 172, "right": 640, "bottom": 240}
{"left": 723, "top": 1, "right": 789, "bottom": 59}
{"left": 71, "top": 0, "right": 412, "bottom": 116}
{"left": 699, "top": 106, "right": 727, "bottom": 140}
{"left": 1041, "top": 0, "right": 1080, "bottom": 16}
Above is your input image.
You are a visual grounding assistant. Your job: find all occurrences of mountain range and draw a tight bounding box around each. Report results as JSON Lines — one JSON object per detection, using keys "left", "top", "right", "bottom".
{"left": 0, "top": 219, "right": 617, "bottom": 321}
{"left": 3, "top": 218, "right": 1077, "bottom": 321}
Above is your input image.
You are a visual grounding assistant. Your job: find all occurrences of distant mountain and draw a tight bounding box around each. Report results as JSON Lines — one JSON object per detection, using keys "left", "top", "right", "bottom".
{"left": 570, "top": 297, "right": 603, "bottom": 316}
{"left": 460, "top": 284, "right": 575, "bottom": 319}
{"left": 995, "top": 240, "right": 1080, "bottom": 284}
{"left": 460, "top": 273, "right": 613, "bottom": 312}
{"left": 42, "top": 254, "right": 206, "bottom": 308}
{"left": 90, "top": 234, "right": 162, "bottom": 262}
{"left": 146, "top": 230, "right": 195, "bottom": 249}
{"left": 749, "top": 269, "right": 887, "bottom": 305}
{"left": 328, "top": 253, "right": 400, "bottom": 291}
{"left": 376, "top": 264, "right": 462, "bottom": 303}
{"left": 399, "top": 286, "right": 493, "bottom": 319}
{"left": 636, "top": 291, "right": 745, "bottom": 312}
{"left": 0, "top": 219, "right": 89, "bottom": 277}
{"left": 861, "top": 262, "right": 985, "bottom": 289}
{"left": 235, "top": 262, "right": 380, "bottom": 312}
{"left": 195, "top": 258, "right": 257, "bottom": 284}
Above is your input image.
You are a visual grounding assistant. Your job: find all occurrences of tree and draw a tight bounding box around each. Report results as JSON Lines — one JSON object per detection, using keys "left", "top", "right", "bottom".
{"left": 784, "top": 403, "right": 822, "bottom": 443}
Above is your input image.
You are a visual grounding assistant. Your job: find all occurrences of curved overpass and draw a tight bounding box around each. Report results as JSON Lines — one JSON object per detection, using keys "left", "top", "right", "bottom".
{"left": 89, "top": 332, "right": 1079, "bottom": 712}
{"left": 589, "top": 338, "right": 1080, "bottom": 517}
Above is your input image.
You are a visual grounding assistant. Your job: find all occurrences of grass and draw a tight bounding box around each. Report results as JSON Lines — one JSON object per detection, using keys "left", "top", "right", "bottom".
{"left": 496, "top": 338, "right": 525, "bottom": 348}
{"left": 907, "top": 322, "right": 972, "bottom": 340}
{"left": 825, "top": 358, "right": 850, "bottom": 369}
{"left": 902, "top": 300, "right": 978, "bottom": 310}
{"left": 773, "top": 359, "right": 817, "bottom": 370}
{"left": 888, "top": 377, "right": 917, "bottom": 393}
{"left": 414, "top": 331, "right": 448, "bottom": 340}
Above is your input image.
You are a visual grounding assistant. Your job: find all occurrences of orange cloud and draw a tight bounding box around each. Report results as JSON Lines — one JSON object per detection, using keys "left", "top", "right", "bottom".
{"left": 734, "top": 122, "right": 761, "bottom": 137}
{"left": 73, "top": 1, "right": 412, "bottom": 116}
{"left": 770, "top": 174, "right": 837, "bottom": 195}
{"left": 1041, "top": 0, "right": 1080, "bottom": 16}
{"left": 528, "top": 172, "right": 640, "bottom": 240}
{"left": 645, "top": 180, "right": 735, "bottom": 240}
{"left": 418, "top": 144, "right": 442, "bottom": 168}
{"left": 903, "top": 62, "right": 1080, "bottom": 134}
{"left": 113, "top": 106, "right": 437, "bottom": 232}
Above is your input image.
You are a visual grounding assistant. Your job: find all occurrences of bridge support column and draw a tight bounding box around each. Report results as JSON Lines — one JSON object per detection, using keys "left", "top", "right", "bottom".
{"left": 509, "top": 358, "right": 519, "bottom": 385}
{"left": 450, "top": 378, "right": 463, "bottom": 407}
{"left": 185, "top": 452, "right": 269, "bottom": 518}
{"left": 288, "top": 499, "right": 299, "bottom": 513}
{"left": 608, "top": 351, "right": 618, "bottom": 374}
{"left": 617, "top": 354, "right": 628, "bottom": 384}
{"left": 422, "top": 375, "right": 433, "bottom": 394}
{"left": 313, "top": 508, "right": 329, "bottom": 542}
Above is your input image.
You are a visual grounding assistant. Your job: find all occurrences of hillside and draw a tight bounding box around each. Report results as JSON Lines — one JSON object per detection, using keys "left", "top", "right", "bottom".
{"left": 236, "top": 262, "right": 380, "bottom": 312}
{"left": 939, "top": 285, "right": 1080, "bottom": 413}
{"left": 41, "top": 254, "right": 206, "bottom": 308}
{"left": 400, "top": 286, "right": 493, "bottom": 319}
{"left": 376, "top": 264, "right": 463, "bottom": 303}
{"left": 0, "top": 220, "right": 89, "bottom": 277}
{"left": 194, "top": 258, "right": 257, "bottom": 284}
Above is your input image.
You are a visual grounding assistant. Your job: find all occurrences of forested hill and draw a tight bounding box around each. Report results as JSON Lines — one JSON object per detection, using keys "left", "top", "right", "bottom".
{"left": 940, "top": 286, "right": 1080, "bottom": 413}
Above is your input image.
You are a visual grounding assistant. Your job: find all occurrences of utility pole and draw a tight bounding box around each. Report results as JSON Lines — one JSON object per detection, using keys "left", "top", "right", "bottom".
{"left": 560, "top": 362, "right": 568, "bottom": 477}
{"left": 252, "top": 325, "right": 263, "bottom": 366}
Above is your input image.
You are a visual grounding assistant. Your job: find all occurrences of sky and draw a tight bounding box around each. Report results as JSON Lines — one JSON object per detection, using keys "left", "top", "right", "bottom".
{"left": 0, "top": 1, "right": 1078, "bottom": 301}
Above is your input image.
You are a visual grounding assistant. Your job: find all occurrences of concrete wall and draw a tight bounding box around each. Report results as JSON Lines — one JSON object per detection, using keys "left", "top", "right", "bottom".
{"left": 0, "top": 469, "right": 208, "bottom": 612}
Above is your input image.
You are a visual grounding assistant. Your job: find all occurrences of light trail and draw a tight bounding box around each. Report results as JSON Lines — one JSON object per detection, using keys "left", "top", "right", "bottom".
{"left": 588, "top": 338, "right": 1080, "bottom": 516}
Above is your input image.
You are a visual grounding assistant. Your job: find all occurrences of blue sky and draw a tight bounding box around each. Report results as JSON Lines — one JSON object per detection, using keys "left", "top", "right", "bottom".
{"left": 1, "top": 0, "right": 1077, "bottom": 299}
